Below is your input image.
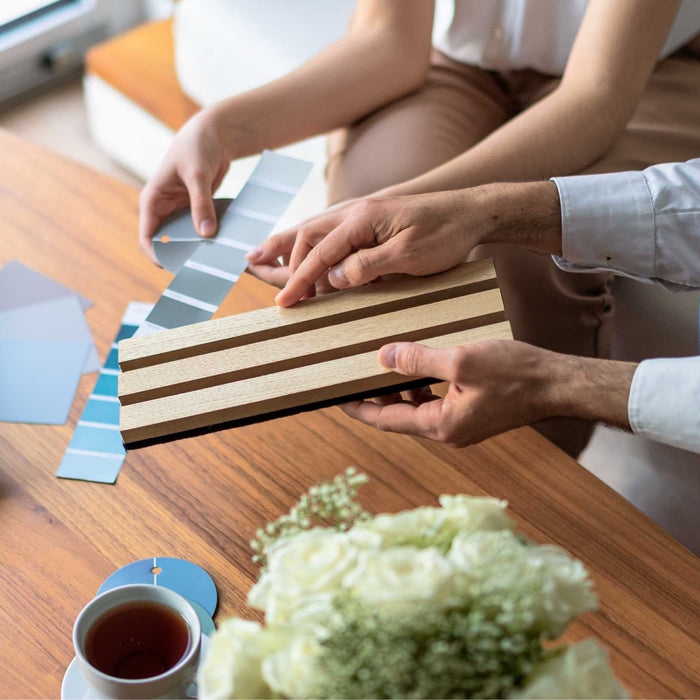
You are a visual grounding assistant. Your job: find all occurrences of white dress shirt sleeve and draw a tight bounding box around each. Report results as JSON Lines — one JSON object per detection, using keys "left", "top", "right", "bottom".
{"left": 628, "top": 357, "right": 700, "bottom": 453}
{"left": 551, "top": 159, "right": 700, "bottom": 292}
{"left": 552, "top": 159, "right": 700, "bottom": 453}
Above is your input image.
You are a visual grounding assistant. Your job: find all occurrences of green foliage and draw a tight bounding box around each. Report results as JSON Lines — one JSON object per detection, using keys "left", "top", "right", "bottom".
{"left": 250, "top": 467, "right": 370, "bottom": 568}
{"left": 312, "top": 597, "right": 547, "bottom": 699}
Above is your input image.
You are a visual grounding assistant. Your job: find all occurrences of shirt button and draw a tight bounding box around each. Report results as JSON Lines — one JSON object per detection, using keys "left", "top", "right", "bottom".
{"left": 492, "top": 25, "right": 504, "bottom": 41}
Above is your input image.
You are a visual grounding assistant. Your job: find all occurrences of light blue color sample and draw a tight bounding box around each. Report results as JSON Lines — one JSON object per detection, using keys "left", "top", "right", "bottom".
{"left": 0, "top": 296, "right": 99, "bottom": 373}
{"left": 81, "top": 398, "right": 120, "bottom": 425}
{"left": 57, "top": 304, "right": 152, "bottom": 484}
{"left": 55, "top": 451, "right": 123, "bottom": 484}
{"left": 68, "top": 424, "right": 124, "bottom": 454}
{"left": 0, "top": 337, "right": 90, "bottom": 424}
{"left": 98, "top": 557, "right": 218, "bottom": 616}
{"left": 93, "top": 373, "right": 118, "bottom": 396}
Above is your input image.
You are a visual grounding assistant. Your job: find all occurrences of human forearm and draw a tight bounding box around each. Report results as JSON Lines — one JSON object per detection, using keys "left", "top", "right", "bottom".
{"left": 469, "top": 180, "right": 563, "bottom": 254}
{"left": 381, "top": 0, "right": 681, "bottom": 197}
{"left": 207, "top": 6, "right": 433, "bottom": 160}
{"left": 383, "top": 86, "right": 630, "bottom": 196}
{"left": 541, "top": 353, "right": 637, "bottom": 430}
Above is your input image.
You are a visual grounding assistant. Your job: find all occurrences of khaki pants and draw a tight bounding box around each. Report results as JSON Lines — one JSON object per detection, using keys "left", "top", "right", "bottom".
{"left": 326, "top": 50, "right": 700, "bottom": 457}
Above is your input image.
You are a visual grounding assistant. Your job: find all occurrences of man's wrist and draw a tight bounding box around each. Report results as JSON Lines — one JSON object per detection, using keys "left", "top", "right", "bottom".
{"left": 476, "top": 181, "right": 563, "bottom": 254}
{"left": 542, "top": 353, "right": 636, "bottom": 430}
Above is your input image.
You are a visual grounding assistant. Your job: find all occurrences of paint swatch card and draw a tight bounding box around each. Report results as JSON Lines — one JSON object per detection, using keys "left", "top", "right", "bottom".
{"left": 56, "top": 302, "right": 153, "bottom": 483}
{"left": 0, "top": 296, "right": 99, "bottom": 373}
{"left": 0, "top": 260, "right": 92, "bottom": 312}
{"left": 137, "top": 151, "right": 312, "bottom": 337}
{"left": 0, "top": 337, "right": 91, "bottom": 424}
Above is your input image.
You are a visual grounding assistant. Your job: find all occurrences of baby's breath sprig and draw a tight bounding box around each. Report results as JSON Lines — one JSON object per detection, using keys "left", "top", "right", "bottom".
{"left": 250, "top": 467, "right": 370, "bottom": 569}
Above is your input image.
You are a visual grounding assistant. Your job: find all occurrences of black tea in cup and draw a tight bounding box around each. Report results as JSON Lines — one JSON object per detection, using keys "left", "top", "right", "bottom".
{"left": 84, "top": 600, "right": 190, "bottom": 679}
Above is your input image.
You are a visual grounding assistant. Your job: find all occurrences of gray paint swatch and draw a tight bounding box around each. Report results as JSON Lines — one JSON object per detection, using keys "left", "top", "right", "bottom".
{"left": 138, "top": 151, "right": 312, "bottom": 338}
{"left": 0, "top": 260, "right": 92, "bottom": 312}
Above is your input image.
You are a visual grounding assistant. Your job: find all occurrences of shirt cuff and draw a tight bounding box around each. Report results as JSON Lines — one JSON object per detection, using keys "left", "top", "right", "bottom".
{"left": 628, "top": 357, "right": 700, "bottom": 453}
{"left": 551, "top": 171, "right": 655, "bottom": 278}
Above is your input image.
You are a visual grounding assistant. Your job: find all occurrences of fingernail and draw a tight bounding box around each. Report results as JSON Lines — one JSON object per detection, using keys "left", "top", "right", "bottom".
{"left": 329, "top": 264, "right": 348, "bottom": 288}
{"left": 378, "top": 345, "right": 397, "bottom": 368}
{"left": 200, "top": 219, "right": 216, "bottom": 237}
{"left": 246, "top": 246, "right": 263, "bottom": 261}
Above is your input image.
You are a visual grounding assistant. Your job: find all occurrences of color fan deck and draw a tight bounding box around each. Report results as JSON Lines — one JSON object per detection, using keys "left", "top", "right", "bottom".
{"left": 118, "top": 260, "right": 511, "bottom": 448}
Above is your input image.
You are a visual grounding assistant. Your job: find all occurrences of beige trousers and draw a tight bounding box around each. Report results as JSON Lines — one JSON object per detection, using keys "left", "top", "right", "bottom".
{"left": 326, "top": 50, "right": 700, "bottom": 457}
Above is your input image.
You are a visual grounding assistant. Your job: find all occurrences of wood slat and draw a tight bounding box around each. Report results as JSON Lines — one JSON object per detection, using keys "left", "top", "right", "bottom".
{"left": 120, "top": 322, "right": 512, "bottom": 446}
{"left": 118, "top": 288, "right": 506, "bottom": 404}
{"left": 118, "top": 260, "right": 498, "bottom": 370}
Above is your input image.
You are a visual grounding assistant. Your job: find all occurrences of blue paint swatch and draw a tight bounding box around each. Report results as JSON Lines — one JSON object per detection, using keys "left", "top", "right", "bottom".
{"left": 98, "top": 557, "right": 218, "bottom": 617}
{"left": 56, "top": 303, "right": 152, "bottom": 484}
{"left": 0, "top": 296, "right": 99, "bottom": 374}
{"left": 0, "top": 337, "right": 91, "bottom": 424}
{"left": 81, "top": 398, "right": 120, "bottom": 425}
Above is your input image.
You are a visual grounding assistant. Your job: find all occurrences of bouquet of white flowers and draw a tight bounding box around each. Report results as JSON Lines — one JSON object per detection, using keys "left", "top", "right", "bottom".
{"left": 199, "top": 469, "right": 627, "bottom": 699}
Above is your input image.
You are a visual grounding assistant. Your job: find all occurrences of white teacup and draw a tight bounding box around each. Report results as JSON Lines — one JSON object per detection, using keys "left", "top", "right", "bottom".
{"left": 73, "top": 584, "right": 201, "bottom": 700}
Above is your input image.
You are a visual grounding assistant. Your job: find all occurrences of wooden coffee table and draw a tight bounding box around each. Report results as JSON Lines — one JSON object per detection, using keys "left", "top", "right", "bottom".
{"left": 0, "top": 129, "right": 698, "bottom": 698}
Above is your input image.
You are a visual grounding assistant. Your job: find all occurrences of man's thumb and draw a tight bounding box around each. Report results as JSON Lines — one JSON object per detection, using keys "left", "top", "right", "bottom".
{"left": 329, "top": 245, "right": 396, "bottom": 289}
{"left": 378, "top": 342, "right": 453, "bottom": 380}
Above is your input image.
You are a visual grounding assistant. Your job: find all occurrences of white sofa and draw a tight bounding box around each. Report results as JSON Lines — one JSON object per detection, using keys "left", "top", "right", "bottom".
{"left": 84, "top": 0, "right": 699, "bottom": 552}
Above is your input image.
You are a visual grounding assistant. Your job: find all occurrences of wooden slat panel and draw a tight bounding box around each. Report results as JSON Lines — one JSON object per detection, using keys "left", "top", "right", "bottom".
{"left": 119, "top": 288, "right": 506, "bottom": 404}
{"left": 118, "top": 260, "right": 498, "bottom": 370}
{"left": 120, "top": 322, "right": 512, "bottom": 445}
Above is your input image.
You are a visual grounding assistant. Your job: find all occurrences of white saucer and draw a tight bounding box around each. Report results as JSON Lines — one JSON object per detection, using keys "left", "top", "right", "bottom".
{"left": 61, "top": 634, "right": 211, "bottom": 699}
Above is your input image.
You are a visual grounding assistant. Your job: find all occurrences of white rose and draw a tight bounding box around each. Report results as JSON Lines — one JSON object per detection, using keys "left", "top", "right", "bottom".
{"left": 246, "top": 571, "right": 272, "bottom": 612}
{"left": 350, "top": 507, "right": 445, "bottom": 546}
{"left": 350, "top": 497, "right": 513, "bottom": 549}
{"left": 198, "top": 619, "right": 281, "bottom": 699}
{"left": 261, "top": 634, "right": 322, "bottom": 699}
{"left": 249, "top": 528, "right": 379, "bottom": 625}
{"left": 510, "top": 640, "right": 628, "bottom": 699}
{"left": 449, "top": 531, "right": 597, "bottom": 636}
{"left": 438, "top": 494, "right": 515, "bottom": 534}
{"left": 343, "top": 546, "right": 456, "bottom": 613}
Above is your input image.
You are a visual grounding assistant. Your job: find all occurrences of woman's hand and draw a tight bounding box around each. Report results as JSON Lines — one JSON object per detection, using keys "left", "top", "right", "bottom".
{"left": 342, "top": 339, "right": 635, "bottom": 447}
{"left": 139, "top": 110, "right": 232, "bottom": 265}
{"left": 248, "top": 189, "right": 492, "bottom": 306}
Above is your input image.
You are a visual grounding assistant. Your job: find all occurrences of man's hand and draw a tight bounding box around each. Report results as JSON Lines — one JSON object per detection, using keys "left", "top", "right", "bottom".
{"left": 247, "top": 181, "right": 562, "bottom": 306}
{"left": 342, "top": 339, "right": 635, "bottom": 447}
{"left": 139, "top": 110, "right": 232, "bottom": 265}
{"left": 248, "top": 189, "right": 491, "bottom": 305}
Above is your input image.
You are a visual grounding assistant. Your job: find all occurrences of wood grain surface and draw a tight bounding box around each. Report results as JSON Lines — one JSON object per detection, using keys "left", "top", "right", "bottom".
{"left": 85, "top": 20, "right": 199, "bottom": 132}
{"left": 118, "top": 259, "right": 499, "bottom": 370}
{"left": 118, "top": 287, "right": 504, "bottom": 404}
{"left": 0, "top": 129, "right": 698, "bottom": 699}
{"left": 118, "top": 270, "right": 509, "bottom": 445}
{"left": 119, "top": 322, "right": 513, "bottom": 446}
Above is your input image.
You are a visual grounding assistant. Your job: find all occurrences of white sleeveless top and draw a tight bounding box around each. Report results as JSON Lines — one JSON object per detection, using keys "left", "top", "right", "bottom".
{"left": 432, "top": 0, "right": 700, "bottom": 75}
